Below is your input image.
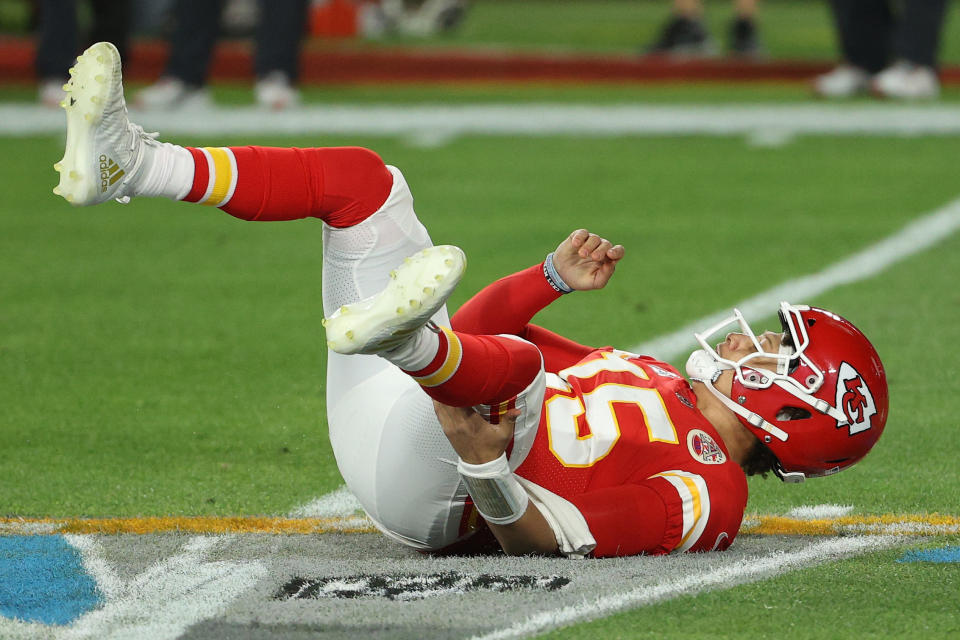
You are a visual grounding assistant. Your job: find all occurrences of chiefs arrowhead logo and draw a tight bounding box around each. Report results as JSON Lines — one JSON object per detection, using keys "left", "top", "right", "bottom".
{"left": 835, "top": 362, "right": 876, "bottom": 435}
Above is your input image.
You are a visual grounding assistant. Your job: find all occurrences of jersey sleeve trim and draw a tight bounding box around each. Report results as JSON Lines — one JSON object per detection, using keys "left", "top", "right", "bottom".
{"left": 650, "top": 470, "right": 711, "bottom": 553}
{"left": 515, "top": 476, "right": 597, "bottom": 558}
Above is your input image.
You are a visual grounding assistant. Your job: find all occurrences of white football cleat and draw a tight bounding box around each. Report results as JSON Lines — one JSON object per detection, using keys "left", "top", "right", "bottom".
{"left": 53, "top": 41, "right": 155, "bottom": 206}
{"left": 323, "top": 245, "right": 466, "bottom": 355}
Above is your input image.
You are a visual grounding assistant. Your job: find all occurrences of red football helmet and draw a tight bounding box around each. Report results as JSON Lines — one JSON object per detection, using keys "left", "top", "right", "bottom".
{"left": 686, "top": 302, "right": 888, "bottom": 482}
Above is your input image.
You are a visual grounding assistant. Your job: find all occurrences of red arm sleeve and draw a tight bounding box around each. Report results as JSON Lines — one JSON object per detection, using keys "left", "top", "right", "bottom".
{"left": 452, "top": 264, "right": 595, "bottom": 371}
{"left": 522, "top": 325, "right": 595, "bottom": 373}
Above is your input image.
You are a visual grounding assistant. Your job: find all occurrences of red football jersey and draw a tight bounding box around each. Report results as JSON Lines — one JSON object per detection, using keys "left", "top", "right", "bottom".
{"left": 452, "top": 263, "right": 748, "bottom": 558}
{"left": 514, "top": 348, "right": 748, "bottom": 557}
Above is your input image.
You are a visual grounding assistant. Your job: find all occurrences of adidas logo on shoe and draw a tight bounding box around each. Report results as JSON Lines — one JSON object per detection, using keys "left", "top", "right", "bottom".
{"left": 99, "top": 155, "right": 125, "bottom": 192}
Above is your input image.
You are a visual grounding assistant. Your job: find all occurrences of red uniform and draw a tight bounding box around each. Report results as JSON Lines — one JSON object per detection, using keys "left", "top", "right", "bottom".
{"left": 453, "top": 264, "right": 748, "bottom": 557}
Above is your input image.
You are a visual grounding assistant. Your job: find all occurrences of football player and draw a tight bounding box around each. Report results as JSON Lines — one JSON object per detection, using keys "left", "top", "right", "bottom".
{"left": 54, "top": 42, "right": 889, "bottom": 557}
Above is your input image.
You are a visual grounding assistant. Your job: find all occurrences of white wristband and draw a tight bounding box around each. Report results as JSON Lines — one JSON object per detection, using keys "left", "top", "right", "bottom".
{"left": 457, "top": 454, "right": 530, "bottom": 525}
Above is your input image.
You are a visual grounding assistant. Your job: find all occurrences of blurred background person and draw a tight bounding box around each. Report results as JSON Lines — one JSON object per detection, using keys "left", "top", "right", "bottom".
{"left": 644, "top": 0, "right": 761, "bottom": 58}
{"left": 35, "top": 0, "right": 131, "bottom": 108}
{"left": 814, "top": 0, "right": 950, "bottom": 99}
{"left": 135, "top": 0, "right": 308, "bottom": 111}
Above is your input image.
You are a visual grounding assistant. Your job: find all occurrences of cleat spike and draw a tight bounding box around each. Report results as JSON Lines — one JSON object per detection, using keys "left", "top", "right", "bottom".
{"left": 96, "top": 55, "right": 104, "bottom": 63}
{"left": 90, "top": 96, "right": 101, "bottom": 105}
{"left": 68, "top": 66, "right": 76, "bottom": 76}
{"left": 95, "top": 74, "right": 105, "bottom": 84}
{"left": 321, "top": 318, "right": 328, "bottom": 327}
{"left": 53, "top": 186, "right": 62, "bottom": 195}
{"left": 404, "top": 257, "right": 412, "bottom": 264}
{"left": 69, "top": 170, "right": 80, "bottom": 180}
{"left": 64, "top": 193, "right": 74, "bottom": 203}
{"left": 410, "top": 299, "right": 421, "bottom": 309}
{"left": 59, "top": 99, "right": 68, "bottom": 108}
{"left": 62, "top": 83, "right": 70, "bottom": 91}
{"left": 389, "top": 270, "right": 398, "bottom": 279}
{"left": 423, "top": 287, "right": 434, "bottom": 295}
{"left": 53, "top": 162, "right": 63, "bottom": 172}
{"left": 345, "top": 330, "right": 354, "bottom": 340}
{"left": 444, "top": 259, "right": 453, "bottom": 266}
{"left": 339, "top": 305, "right": 349, "bottom": 314}
{"left": 434, "top": 274, "right": 443, "bottom": 281}
{"left": 396, "top": 307, "right": 404, "bottom": 314}
{"left": 84, "top": 113, "right": 92, "bottom": 121}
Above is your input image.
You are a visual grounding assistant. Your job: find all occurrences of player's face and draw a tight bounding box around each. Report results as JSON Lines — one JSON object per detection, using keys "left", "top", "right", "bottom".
{"left": 717, "top": 330, "right": 786, "bottom": 371}
{"left": 711, "top": 331, "right": 786, "bottom": 400}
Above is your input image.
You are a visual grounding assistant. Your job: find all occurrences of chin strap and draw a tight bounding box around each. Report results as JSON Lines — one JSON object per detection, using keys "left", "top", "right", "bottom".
{"left": 685, "top": 350, "right": 789, "bottom": 442}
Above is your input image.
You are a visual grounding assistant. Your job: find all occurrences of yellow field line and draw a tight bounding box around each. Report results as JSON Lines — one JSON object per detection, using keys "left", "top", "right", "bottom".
{"left": 0, "top": 513, "right": 957, "bottom": 537}
{"left": 741, "top": 513, "right": 960, "bottom": 536}
{"left": 0, "top": 515, "right": 378, "bottom": 536}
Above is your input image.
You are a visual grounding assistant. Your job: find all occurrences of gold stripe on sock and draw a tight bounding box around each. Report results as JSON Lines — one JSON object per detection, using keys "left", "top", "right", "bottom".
{"left": 202, "top": 147, "right": 233, "bottom": 206}
{"left": 414, "top": 326, "right": 463, "bottom": 388}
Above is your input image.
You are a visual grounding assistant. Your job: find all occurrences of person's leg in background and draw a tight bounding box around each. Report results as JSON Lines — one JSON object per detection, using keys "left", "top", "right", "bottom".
{"left": 253, "top": 0, "right": 308, "bottom": 109}
{"left": 35, "top": 0, "right": 78, "bottom": 107}
{"left": 814, "top": 0, "right": 891, "bottom": 97}
{"left": 643, "top": 0, "right": 715, "bottom": 57}
{"left": 873, "top": 0, "right": 949, "bottom": 99}
{"left": 134, "top": 0, "right": 225, "bottom": 109}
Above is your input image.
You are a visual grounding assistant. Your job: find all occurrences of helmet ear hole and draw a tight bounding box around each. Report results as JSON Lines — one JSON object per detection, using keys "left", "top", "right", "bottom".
{"left": 776, "top": 406, "right": 812, "bottom": 421}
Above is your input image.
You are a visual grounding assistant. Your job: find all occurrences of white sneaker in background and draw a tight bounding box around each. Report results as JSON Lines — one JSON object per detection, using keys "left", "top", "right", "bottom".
{"left": 133, "top": 77, "right": 213, "bottom": 111}
{"left": 812, "top": 64, "right": 872, "bottom": 98}
{"left": 255, "top": 71, "right": 300, "bottom": 110}
{"left": 54, "top": 42, "right": 157, "bottom": 206}
{"left": 872, "top": 61, "right": 940, "bottom": 100}
{"left": 38, "top": 77, "right": 67, "bottom": 108}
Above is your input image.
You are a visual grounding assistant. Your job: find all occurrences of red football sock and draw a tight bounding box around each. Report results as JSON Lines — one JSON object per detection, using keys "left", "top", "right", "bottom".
{"left": 405, "top": 328, "right": 542, "bottom": 412}
{"left": 181, "top": 145, "right": 394, "bottom": 227}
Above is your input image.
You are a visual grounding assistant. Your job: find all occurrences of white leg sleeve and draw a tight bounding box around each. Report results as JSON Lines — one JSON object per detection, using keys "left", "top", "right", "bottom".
{"left": 322, "top": 166, "right": 462, "bottom": 549}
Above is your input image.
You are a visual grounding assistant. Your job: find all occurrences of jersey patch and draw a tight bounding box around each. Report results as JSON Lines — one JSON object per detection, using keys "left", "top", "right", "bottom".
{"left": 686, "top": 430, "right": 727, "bottom": 465}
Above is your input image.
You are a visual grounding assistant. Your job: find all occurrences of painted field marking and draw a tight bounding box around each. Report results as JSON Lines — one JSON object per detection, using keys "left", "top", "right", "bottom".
{"left": 898, "top": 546, "right": 960, "bottom": 563}
{"left": 1, "top": 513, "right": 956, "bottom": 537}
{"left": 58, "top": 537, "right": 267, "bottom": 640}
{"left": 7, "top": 102, "right": 960, "bottom": 137}
{"left": 469, "top": 536, "right": 900, "bottom": 640}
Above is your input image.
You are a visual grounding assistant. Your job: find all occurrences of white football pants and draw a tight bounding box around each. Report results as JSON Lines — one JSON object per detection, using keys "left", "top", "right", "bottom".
{"left": 322, "top": 167, "right": 544, "bottom": 550}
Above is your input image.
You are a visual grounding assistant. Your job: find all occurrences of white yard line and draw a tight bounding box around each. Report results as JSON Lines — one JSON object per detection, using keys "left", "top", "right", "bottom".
{"left": 7, "top": 102, "right": 960, "bottom": 137}
{"left": 632, "top": 196, "right": 960, "bottom": 360}
{"left": 470, "top": 536, "right": 899, "bottom": 640}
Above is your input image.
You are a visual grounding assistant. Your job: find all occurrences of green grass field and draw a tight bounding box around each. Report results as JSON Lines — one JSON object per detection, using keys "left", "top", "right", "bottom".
{"left": 3, "top": 126, "right": 959, "bottom": 638}
{"left": 5, "top": 131, "right": 960, "bottom": 519}
{"left": 2, "top": 1, "right": 959, "bottom": 635}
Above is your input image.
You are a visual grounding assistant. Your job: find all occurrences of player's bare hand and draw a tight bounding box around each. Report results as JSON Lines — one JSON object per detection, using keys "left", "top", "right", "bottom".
{"left": 553, "top": 229, "right": 624, "bottom": 291}
{"left": 433, "top": 401, "right": 520, "bottom": 465}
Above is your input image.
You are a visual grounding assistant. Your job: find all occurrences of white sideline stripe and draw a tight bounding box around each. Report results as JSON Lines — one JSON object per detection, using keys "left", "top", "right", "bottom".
{"left": 632, "top": 196, "right": 960, "bottom": 360}
{"left": 470, "top": 535, "right": 899, "bottom": 640}
{"left": 8, "top": 102, "right": 960, "bottom": 137}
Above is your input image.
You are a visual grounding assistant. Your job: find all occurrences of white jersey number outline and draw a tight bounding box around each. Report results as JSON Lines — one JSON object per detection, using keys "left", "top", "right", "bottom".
{"left": 546, "top": 353, "right": 680, "bottom": 468}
